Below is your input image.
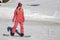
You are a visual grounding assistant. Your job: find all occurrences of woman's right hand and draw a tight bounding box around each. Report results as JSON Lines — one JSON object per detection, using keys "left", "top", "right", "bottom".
{"left": 12, "top": 18, "right": 14, "bottom": 22}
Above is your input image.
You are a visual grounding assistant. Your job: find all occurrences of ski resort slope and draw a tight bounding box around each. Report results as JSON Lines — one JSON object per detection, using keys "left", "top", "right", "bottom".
{"left": 0, "top": 0, "right": 60, "bottom": 23}
{"left": 0, "top": 0, "right": 60, "bottom": 40}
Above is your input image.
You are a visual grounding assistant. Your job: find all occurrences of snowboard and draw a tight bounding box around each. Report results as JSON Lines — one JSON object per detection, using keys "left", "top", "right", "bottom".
{"left": 3, "top": 27, "right": 31, "bottom": 37}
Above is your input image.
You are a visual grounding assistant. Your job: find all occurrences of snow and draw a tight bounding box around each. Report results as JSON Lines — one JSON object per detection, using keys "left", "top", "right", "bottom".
{"left": 0, "top": 0, "right": 60, "bottom": 40}
{"left": 0, "top": 0, "right": 60, "bottom": 23}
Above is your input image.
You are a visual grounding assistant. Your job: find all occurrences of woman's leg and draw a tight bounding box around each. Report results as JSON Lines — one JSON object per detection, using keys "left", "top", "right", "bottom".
{"left": 12, "top": 21, "right": 18, "bottom": 34}
{"left": 19, "top": 22, "right": 24, "bottom": 36}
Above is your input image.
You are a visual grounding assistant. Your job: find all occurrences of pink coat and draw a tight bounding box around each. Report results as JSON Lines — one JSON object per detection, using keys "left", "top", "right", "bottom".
{"left": 13, "top": 7, "right": 25, "bottom": 22}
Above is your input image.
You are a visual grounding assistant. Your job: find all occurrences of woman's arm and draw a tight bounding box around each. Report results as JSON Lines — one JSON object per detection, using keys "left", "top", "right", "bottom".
{"left": 22, "top": 8, "right": 25, "bottom": 22}
{"left": 12, "top": 9, "right": 17, "bottom": 22}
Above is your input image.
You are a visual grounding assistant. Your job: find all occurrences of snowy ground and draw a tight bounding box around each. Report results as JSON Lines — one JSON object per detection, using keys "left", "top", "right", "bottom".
{"left": 0, "top": 0, "right": 60, "bottom": 40}
{"left": 0, "top": 20, "right": 60, "bottom": 40}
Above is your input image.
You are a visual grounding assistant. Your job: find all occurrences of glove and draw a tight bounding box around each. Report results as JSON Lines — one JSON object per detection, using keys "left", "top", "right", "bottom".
{"left": 23, "top": 18, "right": 25, "bottom": 22}
{"left": 12, "top": 18, "right": 14, "bottom": 22}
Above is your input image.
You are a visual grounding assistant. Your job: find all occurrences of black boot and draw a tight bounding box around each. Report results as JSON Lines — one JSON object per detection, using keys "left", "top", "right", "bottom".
{"left": 19, "top": 33, "right": 24, "bottom": 37}
{"left": 10, "top": 32, "right": 14, "bottom": 36}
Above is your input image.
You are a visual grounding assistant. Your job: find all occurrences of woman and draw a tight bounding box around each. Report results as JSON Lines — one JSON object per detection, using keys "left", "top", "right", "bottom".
{"left": 11, "top": 2, "right": 25, "bottom": 37}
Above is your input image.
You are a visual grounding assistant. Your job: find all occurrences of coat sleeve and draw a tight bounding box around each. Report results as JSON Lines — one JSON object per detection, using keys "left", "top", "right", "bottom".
{"left": 22, "top": 8, "right": 25, "bottom": 22}
{"left": 13, "top": 9, "right": 17, "bottom": 19}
